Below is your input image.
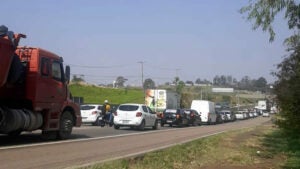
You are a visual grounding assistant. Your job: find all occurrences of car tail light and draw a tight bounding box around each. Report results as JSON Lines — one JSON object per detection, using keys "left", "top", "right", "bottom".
{"left": 136, "top": 112, "right": 142, "bottom": 117}
{"left": 113, "top": 111, "right": 118, "bottom": 116}
{"left": 92, "top": 111, "right": 97, "bottom": 115}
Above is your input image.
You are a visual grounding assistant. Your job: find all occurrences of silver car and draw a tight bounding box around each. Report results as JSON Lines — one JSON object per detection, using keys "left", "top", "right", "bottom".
{"left": 113, "top": 103, "right": 158, "bottom": 130}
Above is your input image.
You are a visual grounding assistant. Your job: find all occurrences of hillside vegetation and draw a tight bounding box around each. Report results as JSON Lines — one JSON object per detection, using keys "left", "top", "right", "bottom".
{"left": 69, "top": 83, "right": 265, "bottom": 108}
{"left": 69, "top": 84, "right": 144, "bottom": 104}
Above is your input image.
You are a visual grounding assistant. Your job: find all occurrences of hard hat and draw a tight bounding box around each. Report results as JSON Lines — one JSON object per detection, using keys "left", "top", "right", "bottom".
{"left": 104, "top": 100, "right": 108, "bottom": 103}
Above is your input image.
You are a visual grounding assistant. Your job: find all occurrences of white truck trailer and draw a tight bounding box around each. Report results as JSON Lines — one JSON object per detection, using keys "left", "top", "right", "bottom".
{"left": 145, "top": 89, "right": 180, "bottom": 114}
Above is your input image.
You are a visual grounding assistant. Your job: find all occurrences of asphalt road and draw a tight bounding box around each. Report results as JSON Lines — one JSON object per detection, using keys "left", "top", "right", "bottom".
{"left": 0, "top": 117, "right": 271, "bottom": 169}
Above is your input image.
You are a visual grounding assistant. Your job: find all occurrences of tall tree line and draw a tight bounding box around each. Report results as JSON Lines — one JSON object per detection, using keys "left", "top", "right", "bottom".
{"left": 241, "top": 0, "right": 300, "bottom": 133}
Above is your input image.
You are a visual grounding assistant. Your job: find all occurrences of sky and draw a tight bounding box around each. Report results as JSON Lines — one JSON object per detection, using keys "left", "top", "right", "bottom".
{"left": 1, "top": 0, "right": 292, "bottom": 86}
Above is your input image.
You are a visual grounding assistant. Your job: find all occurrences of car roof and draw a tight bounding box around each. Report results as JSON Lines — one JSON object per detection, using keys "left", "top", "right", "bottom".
{"left": 119, "top": 103, "right": 145, "bottom": 106}
{"left": 81, "top": 104, "right": 102, "bottom": 106}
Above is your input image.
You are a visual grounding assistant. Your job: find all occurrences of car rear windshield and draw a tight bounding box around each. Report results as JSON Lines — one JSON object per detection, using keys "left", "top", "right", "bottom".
{"left": 119, "top": 105, "right": 139, "bottom": 111}
{"left": 183, "top": 110, "right": 191, "bottom": 114}
{"left": 80, "top": 105, "right": 96, "bottom": 110}
{"left": 164, "top": 109, "right": 177, "bottom": 114}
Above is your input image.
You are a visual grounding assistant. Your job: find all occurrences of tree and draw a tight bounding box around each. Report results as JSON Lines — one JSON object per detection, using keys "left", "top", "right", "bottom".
{"left": 241, "top": 0, "right": 300, "bottom": 132}
{"left": 144, "top": 78, "right": 155, "bottom": 89}
{"left": 176, "top": 81, "right": 185, "bottom": 94}
{"left": 72, "top": 75, "right": 85, "bottom": 83}
{"left": 185, "top": 80, "right": 194, "bottom": 86}
{"left": 226, "top": 75, "right": 233, "bottom": 86}
{"left": 173, "top": 76, "right": 180, "bottom": 85}
{"left": 172, "top": 77, "right": 185, "bottom": 94}
{"left": 239, "top": 76, "right": 251, "bottom": 90}
{"left": 254, "top": 77, "right": 267, "bottom": 90}
{"left": 115, "top": 76, "right": 127, "bottom": 88}
{"left": 273, "top": 36, "right": 300, "bottom": 131}
{"left": 240, "top": 0, "right": 300, "bottom": 42}
{"left": 195, "top": 78, "right": 201, "bottom": 85}
{"left": 220, "top": 75, "right": 227, "bottom": 86}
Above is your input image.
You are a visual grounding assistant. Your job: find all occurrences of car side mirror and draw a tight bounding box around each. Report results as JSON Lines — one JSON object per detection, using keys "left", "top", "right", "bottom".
{"left": 65, "top": 65, "right": 70, "bottom": 84}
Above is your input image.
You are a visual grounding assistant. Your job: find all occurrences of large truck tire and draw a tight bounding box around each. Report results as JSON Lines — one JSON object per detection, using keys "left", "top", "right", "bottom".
{"left": 57, "top": 111, "right": 73, "bottom": 140}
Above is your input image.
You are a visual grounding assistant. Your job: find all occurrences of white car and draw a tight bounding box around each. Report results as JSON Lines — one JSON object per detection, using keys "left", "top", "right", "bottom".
{"left": 80, "top": 104, "right": 102, "bottom": 125}
{"left": 262, "top": 111, "right": 270, "bottom": 117}
{"left": 235, "top": 111, "right": 246, "bottom": 120}
{"left": 113, "top": 103, "right": 158, "bottom": 130}
{"left": 221, "top": 110, "right": 235, "bottom": 122}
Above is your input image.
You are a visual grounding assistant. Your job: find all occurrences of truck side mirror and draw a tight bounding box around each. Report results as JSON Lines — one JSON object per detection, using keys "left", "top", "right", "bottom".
{"left": 65, "top": 65, "right": 70, "bottom": 84}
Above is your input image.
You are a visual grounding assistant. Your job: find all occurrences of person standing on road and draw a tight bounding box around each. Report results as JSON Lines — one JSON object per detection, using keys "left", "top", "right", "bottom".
{"left": 101, "top": 100, "right": 112, "bottom": 124}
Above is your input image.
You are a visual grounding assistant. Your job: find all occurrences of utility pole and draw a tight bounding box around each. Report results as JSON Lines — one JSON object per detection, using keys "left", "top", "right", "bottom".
{"left": 175, "top": 68, "right": 180, "bottom": 78}
{"left": 138, "top": 61, "right": 144, "bottom": 88}
{"left": 138, "top": 61, "right": 145, "bottom": 99}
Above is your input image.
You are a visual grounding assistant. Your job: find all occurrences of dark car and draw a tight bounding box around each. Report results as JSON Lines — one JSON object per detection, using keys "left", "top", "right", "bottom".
{"left": 182, "top": 109, "right": 202, "bottom": 126}
{"left": 161, "top": 109, "right": 189, "bottom": 127}
{"left": 215, "top": 111, "right": 224, "bottom": 124}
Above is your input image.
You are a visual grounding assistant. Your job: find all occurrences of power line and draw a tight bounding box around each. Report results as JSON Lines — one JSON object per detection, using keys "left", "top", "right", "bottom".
{"left": 67, "top": 63, "right": 129, "bottom": 69}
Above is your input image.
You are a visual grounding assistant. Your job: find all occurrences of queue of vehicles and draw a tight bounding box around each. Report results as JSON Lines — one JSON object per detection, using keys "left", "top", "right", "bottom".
{"left": 0, "top": 27, "right": 273, "bottom": 141}
{"left": 80, "top": 99, "right": 267, "bottom": 130}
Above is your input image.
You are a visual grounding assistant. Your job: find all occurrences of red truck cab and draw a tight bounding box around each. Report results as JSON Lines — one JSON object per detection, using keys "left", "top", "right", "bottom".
{"left": 0, "top": 26, "right": 81, "bottom": 139}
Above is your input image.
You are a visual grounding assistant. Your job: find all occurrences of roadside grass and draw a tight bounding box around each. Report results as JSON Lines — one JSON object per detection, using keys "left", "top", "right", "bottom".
{"left": 78, "top": 124, "right": 300, "bottom": 169}
{"left": 260, "top": 129, "right": 300, "bottom": 169}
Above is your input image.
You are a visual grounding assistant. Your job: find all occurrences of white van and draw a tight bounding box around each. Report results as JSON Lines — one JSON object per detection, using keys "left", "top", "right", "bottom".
{"left": 191, "top": 100, "right": 217, "bottom": 124}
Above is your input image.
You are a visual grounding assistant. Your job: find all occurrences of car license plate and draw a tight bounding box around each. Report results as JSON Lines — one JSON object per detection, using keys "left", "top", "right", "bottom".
{"left": 122, "top": 120, "right": 129, "bottom": 124}
{"left": 167, "top": 120, "right": 172, "bottom": 123}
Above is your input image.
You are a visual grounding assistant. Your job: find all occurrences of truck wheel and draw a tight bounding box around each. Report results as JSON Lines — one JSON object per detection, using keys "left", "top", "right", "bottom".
{"left": 138, "top": 120, "right": 145, "bottom": 131}
{"left": 57, "top": 111, "right": 73, "bottom": 140}
{"left": 152, "top": 120, "right": 158, "bottom": 130}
